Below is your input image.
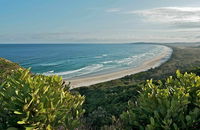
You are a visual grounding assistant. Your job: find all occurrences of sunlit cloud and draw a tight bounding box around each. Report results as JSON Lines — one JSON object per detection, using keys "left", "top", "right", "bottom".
{"left": 128, "top": 7, "right": 200, "bottom": 27}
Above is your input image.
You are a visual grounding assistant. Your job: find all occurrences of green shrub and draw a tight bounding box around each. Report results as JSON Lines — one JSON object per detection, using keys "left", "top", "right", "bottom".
{"left": 0, "top": 68, "right": 85, "bottom": 130}
{"left": 120, "top": 70, "right": 200, "bottom": 130}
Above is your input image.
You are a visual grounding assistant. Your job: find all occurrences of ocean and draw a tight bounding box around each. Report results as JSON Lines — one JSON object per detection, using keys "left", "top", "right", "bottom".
{"left": 0, "top": 44, "right": 172, "bottom": 79}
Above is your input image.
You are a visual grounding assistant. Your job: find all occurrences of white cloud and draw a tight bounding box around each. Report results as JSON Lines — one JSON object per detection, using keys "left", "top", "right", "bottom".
{"left": 105, "top": 8, "right": 121, "bottom": 13}
{"left": 130, "top": 7, "right": 200, "bottom": 27}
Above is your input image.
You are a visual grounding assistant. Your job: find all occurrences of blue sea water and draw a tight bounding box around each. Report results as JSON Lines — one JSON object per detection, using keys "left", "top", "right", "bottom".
{"left": 0, "top": 44, "right": 172, "bottom": 79}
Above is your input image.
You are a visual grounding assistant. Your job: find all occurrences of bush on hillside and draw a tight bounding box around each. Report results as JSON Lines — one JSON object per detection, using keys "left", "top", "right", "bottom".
{"left": 0, "top": 68, "right": 85, "bottom": 130}
{"left": 0, "top": 58, "right": 21, "bottom": 83}
{"left": 120, "top": 70, "right": 200, "bottom": 130}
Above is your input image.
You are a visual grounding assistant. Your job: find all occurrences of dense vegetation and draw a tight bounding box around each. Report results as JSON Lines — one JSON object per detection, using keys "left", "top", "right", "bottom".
{"left": 77, "top": 84, "right": 142, "bottom": 128}
{"left": 120, "top": 70, "right": 200, "bottom": 129}
{"left": 0, "top": 68, "right": 85, "bottom": 129}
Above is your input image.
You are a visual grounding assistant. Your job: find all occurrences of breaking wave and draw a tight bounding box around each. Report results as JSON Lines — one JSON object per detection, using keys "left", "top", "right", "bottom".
{"left": 43, "top": 64, "right": 104, "bottom": 78}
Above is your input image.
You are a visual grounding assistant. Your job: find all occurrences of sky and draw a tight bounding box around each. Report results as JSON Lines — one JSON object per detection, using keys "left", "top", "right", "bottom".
{"left": 0, "top": 0, "right": 200, "bottom": 43}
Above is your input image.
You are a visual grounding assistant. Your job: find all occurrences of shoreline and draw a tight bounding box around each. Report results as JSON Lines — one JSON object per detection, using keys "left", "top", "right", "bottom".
{"left": 67, "top": 46, "right": 173, "bottom": 89}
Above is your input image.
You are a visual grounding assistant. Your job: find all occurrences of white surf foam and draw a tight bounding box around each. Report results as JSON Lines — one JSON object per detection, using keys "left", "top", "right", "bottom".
{"left": 43, "top": 64, "right": 104, "bottom": 77}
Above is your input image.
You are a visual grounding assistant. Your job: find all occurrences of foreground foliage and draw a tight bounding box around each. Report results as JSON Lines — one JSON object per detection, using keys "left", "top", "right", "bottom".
{"left": 120, "top": 71, "right": 200, "bottom": 129}
{"left": 0, "top": 68, "right": 85, "bottom": 130}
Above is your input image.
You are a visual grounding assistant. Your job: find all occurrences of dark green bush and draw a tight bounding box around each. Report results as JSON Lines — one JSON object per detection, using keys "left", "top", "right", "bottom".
{"left": 120, "top": 70, "right": 200, "bottom": 130}
{"left": 76, "top": 84, "right": 141, "bottom": 128}
{"left": 0, "top": 68, "right": 85, "bottom": 130}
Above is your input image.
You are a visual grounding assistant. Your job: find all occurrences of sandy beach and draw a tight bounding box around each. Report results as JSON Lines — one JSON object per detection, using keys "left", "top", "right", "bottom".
{"left": 67, "top": 46, "right": 172, "bottom": 89}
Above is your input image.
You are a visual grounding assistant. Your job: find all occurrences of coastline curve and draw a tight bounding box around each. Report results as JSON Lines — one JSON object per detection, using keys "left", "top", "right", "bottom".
{"left": 67, "top": 45, "right": 173, "bottom": 89}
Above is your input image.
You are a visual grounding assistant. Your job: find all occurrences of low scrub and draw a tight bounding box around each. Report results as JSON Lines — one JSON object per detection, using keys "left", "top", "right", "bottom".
{"left": 0, "top": 68, "right": 85, "bottom": 130}
{"left": 120, "top": 70, "right": 200, "bottom": 129}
